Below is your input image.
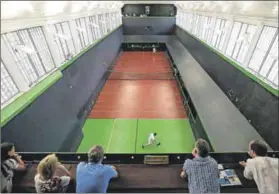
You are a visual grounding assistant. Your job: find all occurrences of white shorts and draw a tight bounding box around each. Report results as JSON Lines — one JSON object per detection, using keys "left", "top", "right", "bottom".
{"left": 148, "top": 139, "right": 156, "bottom": 144}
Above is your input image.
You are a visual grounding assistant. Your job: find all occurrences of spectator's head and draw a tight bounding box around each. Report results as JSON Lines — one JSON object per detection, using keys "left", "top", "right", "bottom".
{"left": 154, "top": 133, "right": 157, "bottom": 136}
{"left": 195, "top": 139, "right": 210, "bottom": 158}
{"left": 88, "top": 145, "right": 104, "bottom": 163}
{"left": 249, "top": 140, "right": 268, "bottom": 158}
{"left": 37, "top": 154, "right": 59, "bottom": 180}
{"left": 1, "top": 142, "right": 15, "bottom": 161}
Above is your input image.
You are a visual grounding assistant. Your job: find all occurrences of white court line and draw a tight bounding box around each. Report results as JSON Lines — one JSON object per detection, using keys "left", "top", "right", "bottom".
{"left": 106, "top": 119, "right": 116, "bottom": 153}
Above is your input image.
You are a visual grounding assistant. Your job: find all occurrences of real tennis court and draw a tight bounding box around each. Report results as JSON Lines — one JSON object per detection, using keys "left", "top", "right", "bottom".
{"left": 77, "top": 119, "right": 195, "bottom": 153}
{"left": 78, "top": 51, "right": 196, "bottom": 153}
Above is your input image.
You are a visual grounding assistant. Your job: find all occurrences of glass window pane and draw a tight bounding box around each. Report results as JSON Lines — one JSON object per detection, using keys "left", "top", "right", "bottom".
{"left": 248, "top": 26, "right": 278, "bottom": 72}
{"left": 2, "top": 31, "right": 38, "bottom": 85}
{"left": 1, "top": 61, "right": 19, "bottom": 105}
{"left": 261, "top": 34, "right": 278, "bottom": 79}
{"left": 226, "top": 21, "right": 242, "bottom": 57}
{"left": 29, "top": 27, "right": 55, "bottom": 72}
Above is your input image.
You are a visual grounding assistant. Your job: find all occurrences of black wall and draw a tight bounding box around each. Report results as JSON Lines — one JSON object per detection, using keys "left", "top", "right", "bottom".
{"left": 175, "top": 26, "right": 279, "bottom": 150}
{"left": 123, "top": 17, "right": 175, "bottom": 35}
{"left": 122, "top": 4, "right": 176, "bottom": 17}
{"left": 1, "top": 27, "right": 123, "bottom": 152}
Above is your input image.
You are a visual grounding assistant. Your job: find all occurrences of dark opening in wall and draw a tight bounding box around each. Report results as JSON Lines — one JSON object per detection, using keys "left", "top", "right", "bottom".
{"left": 122, "top": 4, "right": 176, "bottom": 17}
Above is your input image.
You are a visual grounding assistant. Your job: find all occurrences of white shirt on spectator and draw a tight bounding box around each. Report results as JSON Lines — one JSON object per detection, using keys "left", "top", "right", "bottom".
{"left": 244, "top": 156, "right": 278, "bottom": 193}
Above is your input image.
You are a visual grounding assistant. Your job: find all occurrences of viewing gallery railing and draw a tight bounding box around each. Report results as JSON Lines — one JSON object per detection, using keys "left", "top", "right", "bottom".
{"left": 17, "top": 152, "right": 279, "bottom": 164}
{"left": 13, "top": 152, "right": 279, "bottom": 193}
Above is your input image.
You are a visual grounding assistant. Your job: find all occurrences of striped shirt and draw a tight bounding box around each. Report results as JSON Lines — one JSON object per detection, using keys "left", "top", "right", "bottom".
{"left": 183, "top": 156, "right": 220, "bottom": 193}
{"left": 1, "top": 158, "right": 19, "bottom": 193}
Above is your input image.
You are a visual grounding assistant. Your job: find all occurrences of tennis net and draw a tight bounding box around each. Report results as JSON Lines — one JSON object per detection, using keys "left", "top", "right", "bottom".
{"left": 107, "top": 70, "right": 175, "bottom": 80}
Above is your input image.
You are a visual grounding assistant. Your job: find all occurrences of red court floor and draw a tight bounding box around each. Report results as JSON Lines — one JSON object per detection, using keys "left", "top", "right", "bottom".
{"left": 88, "top": 51, "right": 187, "bottom": 119}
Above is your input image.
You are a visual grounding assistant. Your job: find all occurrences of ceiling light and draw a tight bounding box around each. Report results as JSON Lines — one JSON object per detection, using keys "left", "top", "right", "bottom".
{"left": 76, "top": 27, "right": 86, "bottom": 32}
{"left": 89, "top": 23, "right": 100, "bottom": 28}
{"left": 54, "top": 33, "right": 71, "bottom": 40}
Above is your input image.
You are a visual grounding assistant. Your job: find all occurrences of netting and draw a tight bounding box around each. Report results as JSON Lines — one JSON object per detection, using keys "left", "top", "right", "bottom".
{"left": 107, "top": 70, "right": 175, "bottom": 80}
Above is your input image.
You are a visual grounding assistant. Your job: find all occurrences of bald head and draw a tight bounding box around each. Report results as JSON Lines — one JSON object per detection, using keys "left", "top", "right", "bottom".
{"left": 249, "top": 140, "right": 268, "bottom": 157}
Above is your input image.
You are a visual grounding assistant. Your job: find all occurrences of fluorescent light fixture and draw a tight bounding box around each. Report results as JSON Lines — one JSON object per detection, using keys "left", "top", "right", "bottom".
{"left": 15, "top": 45, "right": 35, "bottom": 54}
{"left": 89, "top": 23, "right": 100, "bottom": 28}
{"left": 216, "top": 29, "right": 223, "bottom": 35}
{"left": 237, "top": 33, "right": 250, "bottom": 44}
{"left": 54, "top": 33, "right": 71, "bottom": 40}
{"left": 76, "top": 27, "right": 86, "bottom": 32}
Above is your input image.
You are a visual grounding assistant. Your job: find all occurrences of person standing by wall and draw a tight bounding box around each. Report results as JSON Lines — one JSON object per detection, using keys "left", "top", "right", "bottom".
{"left": 34, "top": 154, "right": 73, "bottom": 193}
{"left": 239, "top": 140, "right": 278, "bottom": 193}
{"left": 180, "top": 139, "right": 220, "bottom": 193}
{"left": 76, "top": 145, "right": 119, "bottom": 193}
{"left": 1, "top": 142, "right": 26, "bottom": 193}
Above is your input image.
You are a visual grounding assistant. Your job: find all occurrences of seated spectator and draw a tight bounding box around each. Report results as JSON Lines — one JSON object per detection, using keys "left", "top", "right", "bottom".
{"left": 1, "top": 142, "right": 26, "bottom": 193}
{"left": 76, "top": 145, "right": 119, "bottom": 193}
{"left": 180, "top": 139, "right": 220, "bottom": 193}
{"left": 239, "top": 140, "right": 278, "bottom": 193}
{"left": 34, "top": 154, "right": 73, "bottom": 193}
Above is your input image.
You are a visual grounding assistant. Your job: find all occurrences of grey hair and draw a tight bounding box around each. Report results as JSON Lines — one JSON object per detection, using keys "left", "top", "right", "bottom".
{"left": 88, "top": 145, "right": 104, "bottom": 163}
{"left": 195, "top": 138, "right": 210, "bottom": 158}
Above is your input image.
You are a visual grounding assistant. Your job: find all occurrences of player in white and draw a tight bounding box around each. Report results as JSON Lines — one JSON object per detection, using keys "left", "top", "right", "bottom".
{"left": 142, "top": 133, "right": 160, "bottom": 149}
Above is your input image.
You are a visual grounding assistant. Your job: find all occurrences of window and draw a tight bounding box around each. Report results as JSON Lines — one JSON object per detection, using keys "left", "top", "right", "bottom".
{"left": 248, "top": 26, "right": 278, "bottom": 73}
{"left": 195, "top": 15, "right": 204, "bottom": 38}
{"left": 117, "top": 11, "right": 122, "bottom": 26}
{"left": 1, "top": 61, "right": 19, "bottom": 106}
{"left": 200, "top": 16, "right": 213, "bottom": 42}
{"left": 102, "top": 14, "right": 108, "bottom": 35}
{"left": 106, "top": 13, "right": 112, "bottom": 32}
{"left": 110, "top": 12, "right": 116, "bottom": 29}
{"left": 89, "top": 15, "right": 101, "bottom": 40}
{"left": 265, "top": 35, "right": 278, "bottom": 86}
{"left": 48, "top": 21, "right": 76, "bottom": 65}
{"left": 98, "top": 14, "right": 106, "bottom": 36}
{"left": 1, "top": 27, "right": 55, "bottom": 86}
{"left": 210, "top": 18, "right": 230, "bottom": 50}
{"left": 192, "top": 14, "right": 200, "bottom": 36}
{"left": 226, "top": 21, "right": 257, "bottom": 64}
{"left": 75, "top": 17, "right": 90, "bottom": 49}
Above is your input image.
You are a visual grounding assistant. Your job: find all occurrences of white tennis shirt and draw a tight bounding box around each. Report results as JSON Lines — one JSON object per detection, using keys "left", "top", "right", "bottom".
{"left": 148, "top": 133, "right": 155, "bottom": 143}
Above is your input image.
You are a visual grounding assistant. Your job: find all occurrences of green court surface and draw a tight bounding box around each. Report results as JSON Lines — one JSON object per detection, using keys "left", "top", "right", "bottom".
{"left": 77, "top": 119, "right": 195, "bottom": 153}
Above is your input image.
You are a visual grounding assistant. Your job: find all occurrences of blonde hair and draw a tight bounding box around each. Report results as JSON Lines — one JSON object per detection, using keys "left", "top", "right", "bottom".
{"left": 37, "top": 154, "right": 59, "bottom": 180}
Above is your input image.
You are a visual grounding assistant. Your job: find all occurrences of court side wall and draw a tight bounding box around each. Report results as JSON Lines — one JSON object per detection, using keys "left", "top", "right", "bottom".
{"left": 1, "top": 27, "right": 123, "bottom": 152}
{"left": 123, "top": 17, "right": 175, "bottom": 35}
{"left": 175, "top": 26, "right": 279, "bottom": 150}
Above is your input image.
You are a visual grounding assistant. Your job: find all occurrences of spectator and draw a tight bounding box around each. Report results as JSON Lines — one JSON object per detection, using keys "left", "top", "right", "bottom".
{"left": 180, "top": 139, "right": 220, "bottom": 193}
{"left": 1, "top": 142, "right": 26, "bottom": 193}
{"left": 239, "top": 140, "right": 278, "bottom": 193}
{"left": 76, "top": 145, "right": 119, "bottom": 193}
{"left": 34, "top": 154, "right": 73, "bottom": 193}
